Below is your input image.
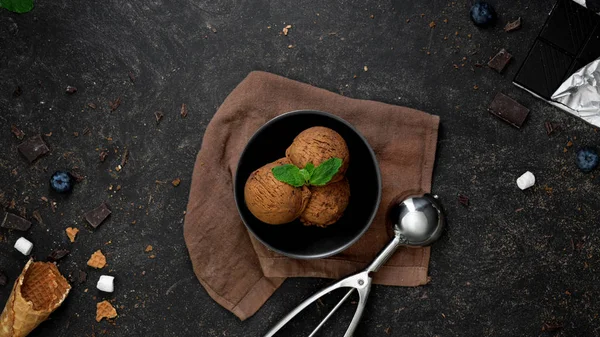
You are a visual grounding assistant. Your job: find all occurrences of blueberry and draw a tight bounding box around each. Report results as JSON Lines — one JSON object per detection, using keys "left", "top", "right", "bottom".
{"left": 470, "top": 1, "right": 497, "bottom": 27}
{"left": 576, "top": 147, "right": 599, "bottom": 173}
{"left": 50, "top": 171, "right": 74, "bottom": 193}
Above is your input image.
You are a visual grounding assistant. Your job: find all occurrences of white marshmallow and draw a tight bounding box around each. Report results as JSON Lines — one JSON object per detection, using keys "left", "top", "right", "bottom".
{"left": 97, "top": 275, "right": 115, "bottom": 293}
{"left": 516, "top": 171, "right": 535, "bottom": 190}
{"left": 14, "top": 237, "right": 33, "bottom": 256}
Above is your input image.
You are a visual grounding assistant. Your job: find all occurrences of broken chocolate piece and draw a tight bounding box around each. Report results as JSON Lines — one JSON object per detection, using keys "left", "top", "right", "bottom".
{"left": 1, "top": 212, "right": 32, "bottom": 231}
{"left": 488, "top": 49, "right": 512, "bottom": 73}
{"left": 0, "top": 271, "right": 7, "bottom": 287}
{"left": 17, "top": 135, "right": 50, "bottom": 162}
{"left": 458, "top": 194, "right": 469, "bottom": 207}
{"left": 488, "top": 93, "right": 530, "bottom": 128}
{"left": 109, "top": 97, "right": 121, "bottom": 111}
{"left": 84, "top": 203, "right": 111, "bottom": 228}
{"left": 10, "top": 125, "right": 25, "bottom": 140}
{"left": 47, "top": 249, "right": 70, "bottom": 262}
{"left": 66, "top": 86, "right": 77, "bottom": 94}
{"left": 12, "top": 86, "right": 22, "bottom": 98}
{"left": 504, "top": 17, "right": 521, "bottom": 32}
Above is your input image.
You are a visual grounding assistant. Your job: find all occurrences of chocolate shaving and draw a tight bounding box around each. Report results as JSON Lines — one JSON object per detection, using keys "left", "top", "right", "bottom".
{"left": 66, "top": 86, "right": 77, "bottom": 94}
{"left": 17, "top": 135, "right": 50, "bottom": 162}
{"left": 488, "top": 49, "right": 512, "bottom": 73}
{"left": 82, "top": 127, "right": 91, "bottom": 135}
{"left": 84, "top": 202, "right": 111, "bottom": 229}
{"left": 504, "top": 17, "right": 521, "bottom": 32}
{"left": 0, "top": 271, "right": 7, "bottom": 287}
{"left": 70, "top": 170, "right": 85, "bottom": 182}
{"left": 47, "top": 249, "right": 70, "bottom": 262}
{"left": 544, "top": 121, "right": 561, "bottom": 136}
{"left": 128, "top": 71, "right": 136, "bottom": 83}
{"left": 99, "top": 150, "right": 108, "bottom": 162}
{"left": 458, "top": 194, "right": 469, "bottom": 207}
{"left": 109, "top": 97, "right": 121, "bottom": 111}
{"left": 541, "top": 322, "right": 563, "bottom": 332}
{"left": 1, "top": 212, "right": 32, "bottom": 231}
{"left": 120, "top": 149, "right": 129, "bottom": 167}
{"left": 155, "top": 111, "right": 164, "bottom": 124}
{"left": 10, "top": 125, "right": 25, "bottom": 140}
{"left": 32, "top": 210, "right": 43, "bottom": 224}
{"left": 12, "top": 86, "right": 22, "bottom": 98}
{"left": 88, "top": 103, "right": 97, "bottom": 109}
{"left": 180, "top": 103, "right": 188, "bottom": 118}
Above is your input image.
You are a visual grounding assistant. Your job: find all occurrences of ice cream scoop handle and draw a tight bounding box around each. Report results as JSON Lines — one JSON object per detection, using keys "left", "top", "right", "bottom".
{"left": 308, "top": 288, "right": 355, "bottom": 337}
{"left": 366, "top": 227, "right": 403, "bottom": 272}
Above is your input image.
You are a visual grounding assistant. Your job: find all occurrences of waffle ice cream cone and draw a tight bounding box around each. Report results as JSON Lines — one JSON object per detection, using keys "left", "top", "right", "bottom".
{"left": 0, "top": 259, "right": 71, "bottom": 337}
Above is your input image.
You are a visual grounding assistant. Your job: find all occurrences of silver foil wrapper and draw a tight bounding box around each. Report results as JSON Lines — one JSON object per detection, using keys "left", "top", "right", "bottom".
{"left": 551, "top": 58, "right": 600, "bottom": 127}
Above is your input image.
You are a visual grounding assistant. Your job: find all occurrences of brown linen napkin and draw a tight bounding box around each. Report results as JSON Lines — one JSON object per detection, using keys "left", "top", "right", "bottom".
{"left": 184, "top": 71, "right": 440, "bottom": 321}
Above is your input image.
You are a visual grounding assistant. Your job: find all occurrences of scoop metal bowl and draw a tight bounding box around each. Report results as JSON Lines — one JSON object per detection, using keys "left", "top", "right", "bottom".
{"left": 264, "top": 193, "right": 446, "bottom": 337}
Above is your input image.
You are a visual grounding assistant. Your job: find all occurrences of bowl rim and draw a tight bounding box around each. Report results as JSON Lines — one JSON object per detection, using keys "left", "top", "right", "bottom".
{"left": 233, "top": 109, "right": 383, "bottom": 259}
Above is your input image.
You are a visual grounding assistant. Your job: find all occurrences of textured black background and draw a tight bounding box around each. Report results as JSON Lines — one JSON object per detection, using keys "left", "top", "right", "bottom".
{"left": 1, "top": 0, "right": 600, "bottom": 336}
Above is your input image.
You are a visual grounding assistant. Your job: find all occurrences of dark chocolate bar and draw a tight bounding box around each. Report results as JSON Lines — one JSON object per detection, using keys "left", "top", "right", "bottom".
{"left": 1, "top": 212, "right": 32, "bottom": 231}
{"left": 17, "top": 135, "right": 50, "bottom": 162}
{"left": 488, "top": 93, "right": 530, "bottom": 128}
{"left": 84, "top": 202, "right": 111, "bottom": 228}
{"left": 514, "top": 0, "right": 600, "bottom": 100}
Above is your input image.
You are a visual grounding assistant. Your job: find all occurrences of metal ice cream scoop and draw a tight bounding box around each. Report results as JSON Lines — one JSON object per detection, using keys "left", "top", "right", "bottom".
{"left": 263, "top": 193, "right": 446, "bottom": 337}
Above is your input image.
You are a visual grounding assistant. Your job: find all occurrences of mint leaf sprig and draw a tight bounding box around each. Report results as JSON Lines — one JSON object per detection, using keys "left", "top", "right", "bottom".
{"left": 272, "top": 158, "right": 342, "bottom": 187}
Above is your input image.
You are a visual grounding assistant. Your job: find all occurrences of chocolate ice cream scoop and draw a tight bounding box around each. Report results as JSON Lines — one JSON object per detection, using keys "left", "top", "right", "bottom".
{"left": 286, "top": 127, "right": 349, "bottom": 183}
{"left": 244, "top": 158, "right": 311, "bottom": 225}
{"left": 301, "top": 178, "right": 350, "bottom": 227}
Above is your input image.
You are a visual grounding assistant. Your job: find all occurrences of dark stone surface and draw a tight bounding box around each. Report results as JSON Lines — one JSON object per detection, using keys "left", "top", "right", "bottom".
{"left": 1, "top": 0, "right": 599, "bottom": 336}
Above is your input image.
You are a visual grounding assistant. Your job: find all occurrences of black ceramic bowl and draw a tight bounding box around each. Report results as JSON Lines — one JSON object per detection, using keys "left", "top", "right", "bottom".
{"left": 234, "top": 110, "right": 382, "bottom": 259}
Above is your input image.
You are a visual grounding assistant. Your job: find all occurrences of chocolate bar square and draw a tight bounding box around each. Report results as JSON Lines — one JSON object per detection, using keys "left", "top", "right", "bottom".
{"left": 514, "top": 39, "right": 573, "bottom": 99}
{"left": 540, "top": 0, "right": 600, "bottom": 56}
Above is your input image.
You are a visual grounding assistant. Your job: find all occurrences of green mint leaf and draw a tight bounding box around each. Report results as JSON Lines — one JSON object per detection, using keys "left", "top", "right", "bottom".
{"left": 309, "top": 158, "right": 343, "bottom": 186}
{"left": 0, "top": 0, "right": 34, "bottom": 13}
{"left": 272, "top": 164, "right": 305, "bottom": 187}
{"left": 299, "top": 168, "right": 311, "bottom": 183}
{"left": 304, "top": 162, "right": 315, "bottom": 176}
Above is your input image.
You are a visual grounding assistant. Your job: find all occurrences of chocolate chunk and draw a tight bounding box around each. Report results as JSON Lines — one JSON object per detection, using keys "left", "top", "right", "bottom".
{"left": 180, "top": 103, "right": 188, "bottom": 118}
{"left": 12, "top": 86, "right": 22, "bottom": 98}
{"left": 128, "top": 71, "right": 136, "bottom": 83}
{"left": 504, "top": 17, "right": 521, "bottom": 32}
{"left": 66, "top": 86, "right": 77, "bottom": 94}
{"left": 84, "top": 203, "right": 111, "bottom": 228}
{"left": 488, "top": 93, "right": 530, "bottom": 128}
{"left": 0, "top": 271, "right": 7, "bottom": 287}
{"left": 17, "top": 135, "right": 50, "bottom": 162}
{"left": 1, "top": 212, "right": 32, "bottom": 231}
{"left": 47, "top": 249, "right": 70, "bottom": 262}
{"left": 11, "top": 125, "right": 25, "bottom": 140}
{"left": 488, "top": 49, "right": 512, "bottom": 73}
{"left": 542, "top": 322, "right": 563, "bottom": 332}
